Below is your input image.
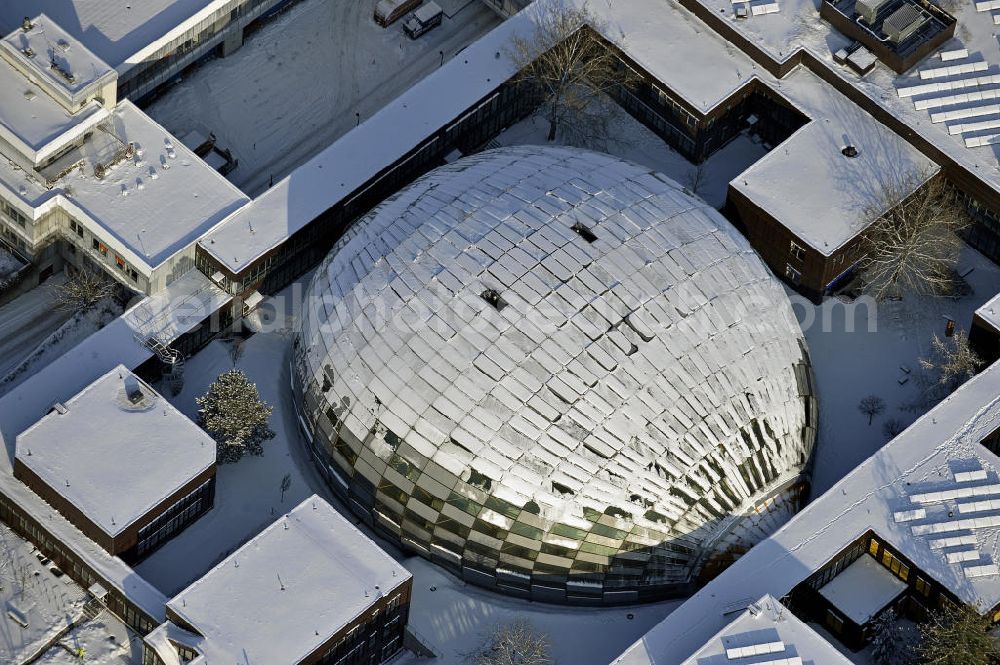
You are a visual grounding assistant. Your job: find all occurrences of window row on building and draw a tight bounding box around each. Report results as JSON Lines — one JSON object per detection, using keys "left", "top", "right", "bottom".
{"left": 131, "top": 478, "right": 216, "bottom": 561}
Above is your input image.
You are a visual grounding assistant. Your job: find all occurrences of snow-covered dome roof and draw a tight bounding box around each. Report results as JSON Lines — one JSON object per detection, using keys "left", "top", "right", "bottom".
{"left": 294, "top": 146, "right": 816, "bottom": 601}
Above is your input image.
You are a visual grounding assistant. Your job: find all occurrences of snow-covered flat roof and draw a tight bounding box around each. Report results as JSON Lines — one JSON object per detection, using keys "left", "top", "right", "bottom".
{"left": 817, "top": 555, "right": 906, "bottom": 626}
{"left": 976, "top": 290, "right": 1000, "bottom": 333}
{"left": 614, "top": 359, "right": 1000, "bottom": 664}
{"left": 165, "top": 495, "right": 411, "bottom": 665}
{"left": 0, "top": 87, "right": 247, "bottom": 270}
{"left": 15, "top": 364, "right": 216, "bottom": 538}
{"left": 2, "top": 15, "right": 117, "bottom": 103}
{"left": 680, "top": 594, "right": 851, "bottom": 665}
{"left": 732, "top": 69, "right": 938, "bottom": 254}
{"left": 52, "top": 101, "right": 248, "bottom": 269}
{"left": 0, "top": 1, "right": 233, "bottom": 72}
{"left": 0, "top": 272, "right": 226, "bottom": 626}
{"left": 0, "top": 57, "right": 108, "bottom": 164}
{"left": 682, "top": 0, "right": 1000, "bottom": 205}
{"left": 199, "top": 0, "right": 759, "bottom": 273}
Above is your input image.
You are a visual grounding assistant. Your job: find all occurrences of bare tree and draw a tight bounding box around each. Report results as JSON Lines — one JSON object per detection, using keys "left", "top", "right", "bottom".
{"left": 882, "top": 418, "right": 905, "bottom": 441}
{"left": 919, "top": 602, "right": 998, "bottom": 665}
{"left": 858, "top": 174, "right": 971, "bottom": 301}
{"left": 686, "top": 162, "right": 708, "bottom": 196}
{"left": 919, "top": 330, "right": 983, "bottom": 393}
{"left": 508, "top": 3, "right": 621, "bottom": 147}
{"left": 51, "top": 268, "right": 117, "bottom": 313}
{"left": 472, "top": 620, "right": 553, "bottom": 665}
{"left": 859, "top": 395, "right": 886, "bottom": 425}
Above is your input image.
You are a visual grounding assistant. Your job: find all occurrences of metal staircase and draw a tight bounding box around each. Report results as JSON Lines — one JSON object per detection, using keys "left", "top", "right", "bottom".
{"left": 135, "top": 333, "right": 185, "bottom": 395}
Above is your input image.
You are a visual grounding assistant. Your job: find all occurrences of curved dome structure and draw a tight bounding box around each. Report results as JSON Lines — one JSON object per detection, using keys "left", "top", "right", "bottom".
{"left": 292, "top": 146, "right": 816, "bottom": 604}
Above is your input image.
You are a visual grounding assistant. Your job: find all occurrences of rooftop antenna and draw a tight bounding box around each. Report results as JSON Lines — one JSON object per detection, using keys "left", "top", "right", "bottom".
{"left": 277, "top": 573, "right": 285, "bottom": 591}
{"left": 21, "top": 17, "right": 31, "bottom": 32}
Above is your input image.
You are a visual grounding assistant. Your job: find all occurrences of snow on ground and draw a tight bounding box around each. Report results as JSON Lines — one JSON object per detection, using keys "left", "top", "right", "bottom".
{"left": 0, "top": 276, "right": 72, "bottom": 380}
{"left": 135, "top": 285, "right": 682, "bottom": 664}
{"left": 396, "top": 556, "right": 681, "bottom": 665}
{"left": 807, "top": 616, "right": 920, "bottom": 665}
{"left": 134, "top": 332, "right": 316, "bottom": 595}
{"left": 144, "top": 0, "right": 502, "bottom": 196}
{"left": 0, "top": 526, "right": 88, "bottom": 664}
{"left": 800, "top": 244, "right": 1000, "bottom": 496}
{"left": 0, "top": 295, "right": 124, "bottom": 399}
{"left": 32, "top": 612, "right": 141, "bottom": 665}
{"left": 495, "top": 100, "right": 769, "bottom": 209}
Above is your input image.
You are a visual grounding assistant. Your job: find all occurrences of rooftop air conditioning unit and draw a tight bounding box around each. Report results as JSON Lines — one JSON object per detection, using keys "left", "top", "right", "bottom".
{"left": 856, "top": 0, "right": 892, "bottom": 24}
{"left": 884, "top": 4, "right": 929, "bottom": 43}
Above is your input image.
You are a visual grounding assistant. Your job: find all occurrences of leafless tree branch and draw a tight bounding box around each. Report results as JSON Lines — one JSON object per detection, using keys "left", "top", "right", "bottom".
{"left": 508, "top": 3, "right": 623, "bottom": 149}
{"left": 471, "top": 620, "right": 553, "bottom": 665}
{"left": 858, "top": 174, "right": 971, "bottom": 301}
{"left": 51, "top": 268, "right": 117, "bottom": 313}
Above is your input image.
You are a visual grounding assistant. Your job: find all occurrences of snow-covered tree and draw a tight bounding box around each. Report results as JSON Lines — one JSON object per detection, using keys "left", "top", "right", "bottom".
{"left": 859, "top": 395, "right": 886, "bottom": 425}
{"left": 872, "top": 609, "right": 899, "bottom": 665}
{"left": 197, "top": 369, "right": 275, "bottom": 464}
{"left": 919, "top": 330, "right": 983, "bottom": 393}
{"left": 472, "top": 620, "right": 552, "bottom": 665}
{"left": 918, "top": 603, "right": 998, "bottom": 665}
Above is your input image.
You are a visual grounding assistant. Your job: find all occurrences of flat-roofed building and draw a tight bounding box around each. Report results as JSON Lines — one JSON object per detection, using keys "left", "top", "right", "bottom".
{"left": 143, "top": 495, "right": 412, "bottom": 665}
{"left": 727, "top": 74, "right": 939, "bottom": 301}
{"left": 680, "top": 594, "right": 852, "bottom": 665}
{"left": 13, "top": 365, "right": 216, "bottom": 564}
{"left": 614, "top": 358, "right": 1000, "bottom": 662}
{"left": 0, "top": 1, "right": 288, "bottom": 101}
{"left": 0, "top": 16, "right": 249, "bottom": 294}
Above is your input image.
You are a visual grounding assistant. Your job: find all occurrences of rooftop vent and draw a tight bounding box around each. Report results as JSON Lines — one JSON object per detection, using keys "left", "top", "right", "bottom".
{"left": 49, "top": 58, "right": 75, "bottom": 85}
{"left": 884, "top": 4, "right": 928, "bottom": 44}
{"left": 56, "top": 39, "right": 70, "bottom": 52}
{"left": 842, "top": 144, "right": 859, "bottom": 158}
{"left": 571, "top": 222, "right": 597, "bottom": 243}
{"left": 855, "top": 0, "right": 891, "bottom": 24}
{"left": 480, "top": 288, "right": 507, "bottom": 311}
{"left": 123, "top": 375, "right": 143, "bottom": 404}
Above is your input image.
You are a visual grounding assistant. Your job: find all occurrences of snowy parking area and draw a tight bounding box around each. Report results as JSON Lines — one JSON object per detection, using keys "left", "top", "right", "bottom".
{"left": 144, "top": 0, "right": 502, "bottom": 196}
{"left": 0, "top": 526, "right": 89, "bottom": 663}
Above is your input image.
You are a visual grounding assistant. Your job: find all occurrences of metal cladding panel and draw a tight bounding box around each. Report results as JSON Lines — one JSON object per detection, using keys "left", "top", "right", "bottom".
{"left": 293, "top": 146, "right": 816, "bottom": 601}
